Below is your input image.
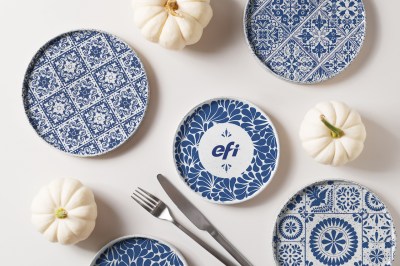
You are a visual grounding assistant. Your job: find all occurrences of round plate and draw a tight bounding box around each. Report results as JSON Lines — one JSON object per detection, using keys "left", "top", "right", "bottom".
{"left": 22, "top": 30, "right": 149, "bottom": 156}
{"left": 90, "top": 235, "right": 187, "bottom": 266}
{"left": 244, "top": 0, "right": 366, "bottom": 84}
{"left": 173, "top": 98, "right": 280, "bottom": 204}
{"left": 273, "top": 180, "right": 396, "bottom": 266}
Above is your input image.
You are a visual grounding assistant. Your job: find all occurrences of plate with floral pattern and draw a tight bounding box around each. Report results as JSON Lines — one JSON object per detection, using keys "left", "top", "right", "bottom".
{"left": 244, "top": 0, "right": 366, "bottom": 84}
{"left": 22, "top": 30, "right": 149, "bottom": 156}
{"left": 173, "top": 98, "right": 279, "bottom": 204}
{"left": 273, "top": 180, "right": 396, "bottom": 266}
{"left": 90, "top": 235, "right": 187, "bottom": 266}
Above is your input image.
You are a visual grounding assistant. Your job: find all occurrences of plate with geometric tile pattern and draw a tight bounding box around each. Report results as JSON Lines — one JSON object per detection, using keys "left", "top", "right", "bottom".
{"left": 244, "top": 0, "right": 366, "bottom": 84}
{"left": 22, "top": 30, "right": 149, "bottom": 156}
{"left": 273, "top": 180, "right": 396, "bottom": 265}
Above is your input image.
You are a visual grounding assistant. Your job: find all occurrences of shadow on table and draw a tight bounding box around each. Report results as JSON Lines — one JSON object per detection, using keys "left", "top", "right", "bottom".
{"left": 188, "top": 0, "right": 243, "bottom": 53}
{"left": 89, "top": 49, "right": 160, "bottom": 159}
{"left": 232, "top": 112, "right": 293, "bottom": 208}
{"left": 347, "top": 117, "right": 398, "bottom": 172}
{"left": 77, "top": 193, "right": 125, "bottom": 253}
{"left": 310, "top": 0, "right": 379, "bottom": 87}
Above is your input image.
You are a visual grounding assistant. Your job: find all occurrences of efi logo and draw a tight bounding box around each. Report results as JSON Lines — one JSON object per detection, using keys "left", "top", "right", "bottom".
{"left": 198, "top": 123, "right": 254, "bottom": 178}
{"left": 212, "top": 141, "right": 240, "bottom": 160}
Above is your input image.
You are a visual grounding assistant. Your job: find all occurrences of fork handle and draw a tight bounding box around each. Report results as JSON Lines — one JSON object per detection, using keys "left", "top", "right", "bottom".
{"left": 173, "top": 221, "right": 235, "bottom": 266}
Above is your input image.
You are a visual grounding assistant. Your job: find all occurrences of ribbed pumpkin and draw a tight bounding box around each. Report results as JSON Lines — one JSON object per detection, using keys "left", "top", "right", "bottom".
{"left": 299, "top": 101, "right": 367, "bottom": 166}
{"left": 31, "top": 178, "right": 97, "bottom": 245}
{"left": 132, "top": 0, "right": 213, "bottom": 49}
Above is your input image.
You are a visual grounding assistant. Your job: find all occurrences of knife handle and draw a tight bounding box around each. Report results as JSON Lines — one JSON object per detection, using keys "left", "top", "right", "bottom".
{"left": 210, "top": 230, "right": 253, "bottom": 266}
{"left": 173, "top": 221, "right": 235, "bottom": 266}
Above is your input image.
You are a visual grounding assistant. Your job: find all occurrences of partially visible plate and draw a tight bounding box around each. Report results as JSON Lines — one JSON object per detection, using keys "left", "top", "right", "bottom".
{"left": 244, "top": 0, "right": 366, "bottom": 84}
{"left": 90, "top": 235, "right": 187, "bottom": 266}
{"left": 22, "top": 29, "right": 149, "bottom": 156}
{"left": 173, "top": 98, "right": 279, "bottom": 204}
{"left": 273, "top": 180, "right": 396, "bottom": 265}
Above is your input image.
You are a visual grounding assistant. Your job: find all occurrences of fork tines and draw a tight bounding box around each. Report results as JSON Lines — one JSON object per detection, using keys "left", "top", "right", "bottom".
{"left": 131, "top": 187, "right": 161, "bottom": 212}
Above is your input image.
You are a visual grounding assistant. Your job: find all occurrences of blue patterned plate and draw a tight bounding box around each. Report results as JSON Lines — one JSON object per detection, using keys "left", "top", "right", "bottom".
{"left": 273, "top": 180, "right": 397, "bottom": 265}
{"left": 244, "top": 0, "right": 366, "bottom": 84}
{"left": 173, "top": 98, "right": 280, "bottom": 204}
{"left": 90, "top": 235, "right": 187, "bottom": 266}
{"left": 22, "top": 30, "right": 149, "bottom": 156}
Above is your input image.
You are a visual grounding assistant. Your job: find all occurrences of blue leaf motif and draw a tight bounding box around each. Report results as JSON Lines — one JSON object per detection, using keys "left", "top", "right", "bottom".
{"left": 216, "top": 178, "right": 236, "bottom": 202}
{"left": 307, "top": 186, "right": 329, "bottom": 207}
{"left": 221, "top": 128, "right": 232, "bottom": 138}
{"left": 93, "top": 237, "right": 184, "bottom": 266}
{"left": 174, "top": 99, "right": 278, "bottom": 203}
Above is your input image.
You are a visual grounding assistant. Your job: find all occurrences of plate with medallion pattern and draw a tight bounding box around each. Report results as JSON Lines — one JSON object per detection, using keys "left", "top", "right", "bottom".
{"left": 244, "top": 0, "right": 366, "bottom": 84}
{"left": 273, "top": 180, "right": 396, "bottom": 266}
{"left": 173, "top": 98, "right": 280, "bottom": 204}
{"left": 22, "top": 30, "right": 149, "bottom": 156}
{"left": 90, "top": 235, "right": 187, "bottom": 266}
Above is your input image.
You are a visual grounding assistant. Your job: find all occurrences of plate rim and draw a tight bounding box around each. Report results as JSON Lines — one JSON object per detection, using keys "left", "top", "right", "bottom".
{"left": 242, "top": 0, "right": 368, "bottom": 85}
{"left": 271, "top": 178, "right": 397, "bottom": 265}
{"left": 89, "top": 234, "right": 188, "bottom": 266}
{"left": 21, "top": 28, "right": 150, "bottom": 157}
{"left": 172, "top": 97, "right": 280, "bottom": 205}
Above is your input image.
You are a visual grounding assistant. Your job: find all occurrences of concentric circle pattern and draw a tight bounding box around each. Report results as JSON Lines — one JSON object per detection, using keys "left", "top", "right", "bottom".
{"left": 273, "top": 180, "right": 396, "bottom": 265}
{"left": 309, "top": 217, "right": 358, "bottom": 265}
{"left": 279, "top": 215, "right": 304, "bottom": 240}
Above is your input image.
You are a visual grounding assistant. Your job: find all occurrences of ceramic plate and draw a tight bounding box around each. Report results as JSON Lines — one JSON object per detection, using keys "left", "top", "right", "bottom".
{"left": 90, "top": 235, "right": 187, "bottom": 266}
{"left": 22, "top": 30, "right": 149, "bottom": 156}
{"left": 273, "top": 180, "right": 396, "bottom": 265}
{"left": 173, "top": 98, "right": 279, "bottom": 204}
{"left": 244, "top": 0, "right": 366, "bottom": 84}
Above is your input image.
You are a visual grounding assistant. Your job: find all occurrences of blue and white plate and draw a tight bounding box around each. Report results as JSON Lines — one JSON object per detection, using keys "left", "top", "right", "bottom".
{"left": 90, "top": 235, "right": 187, "bottom": 266}
{"left": 22, "top": 30, "right": 149, "bottom": 156}
{"left": 173, "top": 98, "right": 280, "bottom": 204}
{"left": 273, "top": 180, "right": 397, "bottom": 266}
{"left": 244, "top": 0, "right": 366, "bottom": 84}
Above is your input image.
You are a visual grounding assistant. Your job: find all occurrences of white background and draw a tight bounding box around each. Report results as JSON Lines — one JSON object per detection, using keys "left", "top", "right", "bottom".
{"left": 0, "top": 0, "right": 399, "bottom": 265}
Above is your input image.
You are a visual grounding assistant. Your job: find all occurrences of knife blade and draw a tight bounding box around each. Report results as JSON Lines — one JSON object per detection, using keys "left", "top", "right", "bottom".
{"left": 157, "top": 174, "right": 253, "bottom": 266}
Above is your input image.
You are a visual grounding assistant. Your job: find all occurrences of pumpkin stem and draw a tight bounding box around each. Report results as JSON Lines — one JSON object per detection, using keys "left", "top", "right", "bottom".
{"left": 320, "top": 115, "right": 345, "bottom": 138}
{"left": 165, "top": 0, "right": 180, "bottom": 17}
{"left": 55, "top": 208, "right": 68, "bottom": 219}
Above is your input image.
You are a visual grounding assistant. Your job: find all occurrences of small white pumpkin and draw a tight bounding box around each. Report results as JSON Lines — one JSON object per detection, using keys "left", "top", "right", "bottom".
{"left": 132, "top": 0, "right": 213, "bottom": 50}
{"left": 31, "top": 178, "right": 97, "bottom": 245}
{"left": 299, "top": 101, "right": 366, "bottom": 166}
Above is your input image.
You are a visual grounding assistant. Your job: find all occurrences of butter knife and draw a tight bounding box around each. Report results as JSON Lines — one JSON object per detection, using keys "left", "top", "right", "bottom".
{"left": 157, "top": 174, "right": 253, "bottom": 266}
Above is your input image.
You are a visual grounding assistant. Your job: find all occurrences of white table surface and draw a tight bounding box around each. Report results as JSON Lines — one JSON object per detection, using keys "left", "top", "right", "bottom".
{"left": 1, "top": 0, "right": 399, "bottom": 265}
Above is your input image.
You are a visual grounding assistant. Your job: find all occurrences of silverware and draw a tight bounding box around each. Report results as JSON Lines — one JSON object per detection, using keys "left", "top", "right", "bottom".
{"left": 157, "top": 174, "right": 253, "bottom": 266}
{"left": 131, "top": 187, "right": 234, "bottom": 266}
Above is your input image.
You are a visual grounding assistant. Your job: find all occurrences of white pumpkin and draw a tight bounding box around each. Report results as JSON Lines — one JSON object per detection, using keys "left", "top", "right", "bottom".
{"left": 132, "top": 0, "right": 213, "bottom": 50}
{"left": 299, "top": 101, "right": 366, "bottom": 166}
{"left": 31, "top": 178, "right": 97, "bottom": 245}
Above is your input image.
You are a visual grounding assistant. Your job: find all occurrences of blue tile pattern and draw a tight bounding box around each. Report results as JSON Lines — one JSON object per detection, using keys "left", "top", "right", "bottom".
{"left": 245, "top": 0, "right": 366, "bottom": 83}
{"left": 273, "top": 180, "right": 396, "bottom": 265}
{"left": 174, "top": 99, "right": 279, "bottom": 204}
{"left": 23, "top": 30, "right": 148, "bottom": 156}
{"left": 92, "top": 236, "right": 185, "bottom": 266}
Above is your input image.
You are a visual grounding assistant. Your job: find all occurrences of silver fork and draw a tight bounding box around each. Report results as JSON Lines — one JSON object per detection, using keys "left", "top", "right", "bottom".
{"left": 131, "top": 187, "right": 234, "bottom": 266}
